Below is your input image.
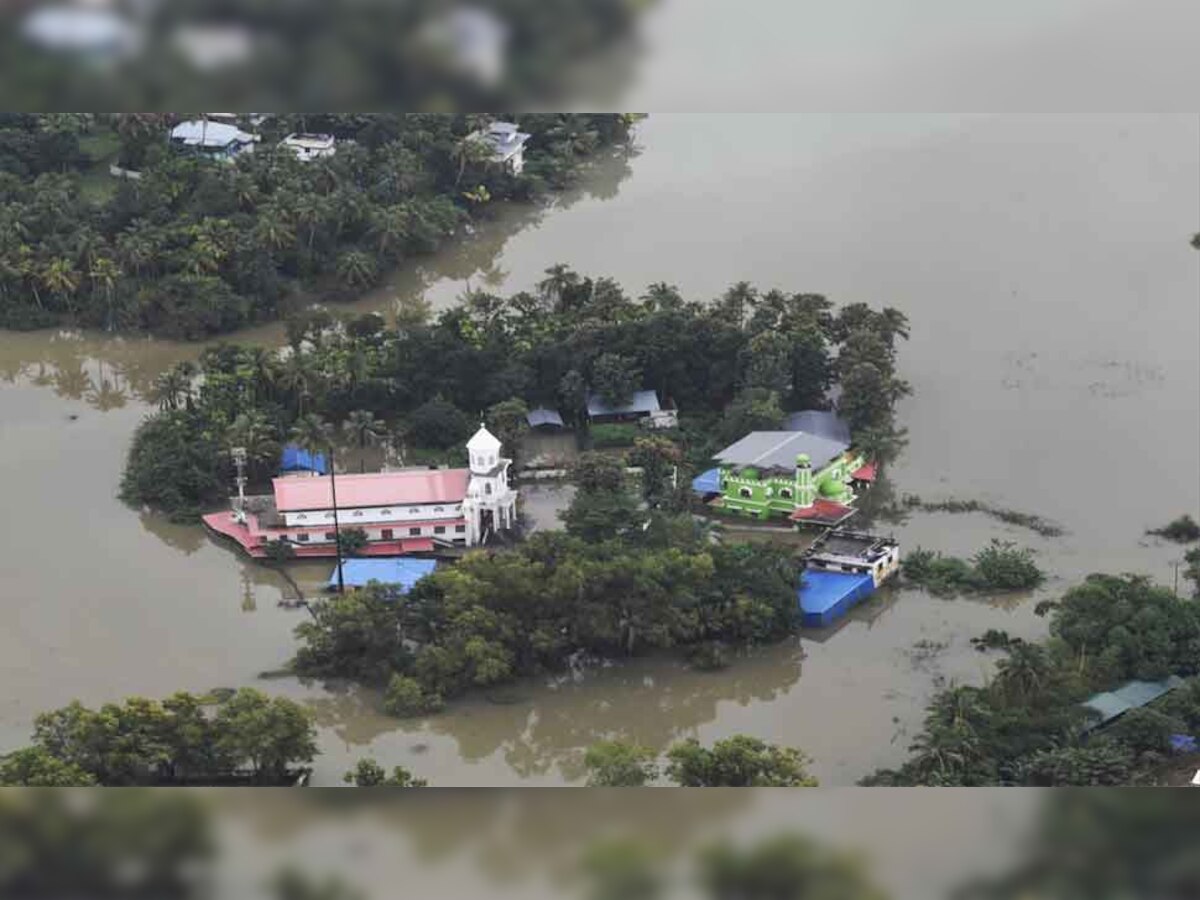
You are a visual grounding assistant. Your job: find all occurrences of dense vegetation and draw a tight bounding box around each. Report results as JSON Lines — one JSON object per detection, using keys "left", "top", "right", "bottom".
{"left": 0, "top": 113, "right": 635, "bottom": 336}
{"left": 584, "top": 735, "right": 818, "bottom": 787}
{"left": 865, "top": 574, "right": 1200, "bottom": 786}
{"left": 0, "top": 689, "right": 317, "bottom": 786}
{"left": 901, "top": 540, "right": 1044, "bottom": 595}
{"left": 293, "top": 470, "right": 801, "bottom": 714}
{"left": 120, "top": 269, "right": 910, "bottom": 520}
{"left": 1147, "top": 513, "right": 1200, "bottom": 543}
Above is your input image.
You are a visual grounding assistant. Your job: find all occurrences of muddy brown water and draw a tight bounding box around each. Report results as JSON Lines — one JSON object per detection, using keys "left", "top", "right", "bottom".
{"left": 1, "top": 115, "right": 1197, "bottom": 785}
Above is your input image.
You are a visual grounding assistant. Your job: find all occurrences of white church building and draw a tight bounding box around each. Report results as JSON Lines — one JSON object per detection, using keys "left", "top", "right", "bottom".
{"left": 205, "top": 424, "right": 519, "bottom": 558}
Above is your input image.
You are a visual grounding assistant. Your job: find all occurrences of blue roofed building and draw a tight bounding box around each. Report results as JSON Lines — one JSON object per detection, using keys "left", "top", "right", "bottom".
{"left": 280, "top": 444, "right": 328, "bottom": 475}
{"left": 328, "top": 557, "right": 437, "bottom": 593}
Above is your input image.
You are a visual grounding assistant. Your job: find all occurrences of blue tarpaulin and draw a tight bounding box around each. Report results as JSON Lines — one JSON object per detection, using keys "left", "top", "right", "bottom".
{"left": 691, "top": 467, "right": 721, "bottom": 495}
{"left": 798, "top": 569, "right": 876, "bottom": 628}
{"left": 328, "top": 558, "right": 437, "bottom": 593}
{"left": 1170, "top": 734, "right": 1198, "bottom": 754}
{"left": 281, "top": 444, "right": 329, "bottom": 474}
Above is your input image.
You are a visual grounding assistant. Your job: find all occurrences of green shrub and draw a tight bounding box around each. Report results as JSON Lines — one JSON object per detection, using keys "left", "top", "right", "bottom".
{"left": 384, "top": 674, "right": 443, "bottom": 718}
{"left": 590, "top": 423, "right": 642, "bottom": 448}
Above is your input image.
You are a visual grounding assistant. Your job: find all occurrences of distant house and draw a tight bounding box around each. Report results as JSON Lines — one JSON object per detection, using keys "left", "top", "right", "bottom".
{"left": 169, "top": 120, "right": 258, "bottom": 161}
{"left": 281, "top": 133, "right": 336, "bottom": 162}
{"left": 586, "top": 390, "right": 662, "bottom": 424}
{"left": 470, "top": 121, "right": 531, "bottom": 175}
{"left": 418, "top": 5, "right": 508, "bottom": 86}
{"left": 526, "top": 407, "right": 565, "bottom": 430}
{"left": 20, "top": 5, "right": 141, "bottom": 62}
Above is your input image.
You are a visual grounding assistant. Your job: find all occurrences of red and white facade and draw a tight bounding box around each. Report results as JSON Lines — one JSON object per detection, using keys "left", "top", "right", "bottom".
{"left": 204, "top": 425, "right": 517, "bottom": 558}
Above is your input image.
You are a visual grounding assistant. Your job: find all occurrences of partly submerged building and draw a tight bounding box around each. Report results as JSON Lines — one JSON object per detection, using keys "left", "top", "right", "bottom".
{"left": 692, "top": 410, "right": 874, "bottom": 526}
{"left": 204, "top": 425, "right": 517, "bottom": 558}
{"left": 798, "top": 531, "right": 900, "bottom": 627}
{"left": 470, "top": 121, "right": 531, "bottom": 174}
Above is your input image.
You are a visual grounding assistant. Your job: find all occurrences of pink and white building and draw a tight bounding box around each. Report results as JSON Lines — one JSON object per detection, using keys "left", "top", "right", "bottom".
{"left": 204, "top": 425, "right": 518, "bottom": 558}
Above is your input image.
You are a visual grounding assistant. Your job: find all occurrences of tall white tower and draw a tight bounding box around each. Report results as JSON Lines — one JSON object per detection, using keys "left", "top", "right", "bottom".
{"left": 462, "top": 424, "right": 518, "bottom": 546}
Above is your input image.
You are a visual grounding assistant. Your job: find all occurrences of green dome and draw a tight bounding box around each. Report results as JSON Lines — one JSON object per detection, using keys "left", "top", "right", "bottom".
{"left": 818, "top": 478, "right": 845, "bottom": 498}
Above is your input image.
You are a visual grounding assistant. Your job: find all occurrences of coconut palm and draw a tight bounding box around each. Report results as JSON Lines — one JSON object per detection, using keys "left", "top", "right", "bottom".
{"left": 290, "top": 413, "right": 334, "bottom": 457}
{"left": 38, "top": 257, "right": 80, "bottom": 313}
{"left": 254, "top": 207, "right": 296, "bottom": 254}
{"left": 87, "top": 256, "right": 121, "bottom": 330}
{"left": 342, "top": 410, "right": 387, "bottom": 472}
{"left": 228, "top": 410, "right": 281, "bottom": 478}
{"left": 369, "top": 204, "right": 411, "bottom": 259}
{"left": 278, "top": 353, "right": 315, "bottom": 415}
{"left": 336, "top": 250, "right": 377, "bottom": 288}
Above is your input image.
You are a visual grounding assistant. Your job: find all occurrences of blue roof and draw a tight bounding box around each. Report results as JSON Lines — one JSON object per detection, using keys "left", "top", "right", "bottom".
{"left": 586, "top": 390, "right": 660, "bottom": 418}
{"left": 783, "top": 410, "right": 851, "bottom": 444}
{"left": 797, "top": 569, "right": 876, "bottom": 628}
{"left": 281, "top": 444, "right": 329, "bottom": 474}
{"left": 691, "top": 467, "right": 722, "bottom": 494}
{"left": 328, "top": 557, "right": 437, "bottom": 592}
{"left": 1082, "top": 675, "right": 1185, "bottom": 726}
{"left": 526, "top": 407, "right": 565, "bottom": 428}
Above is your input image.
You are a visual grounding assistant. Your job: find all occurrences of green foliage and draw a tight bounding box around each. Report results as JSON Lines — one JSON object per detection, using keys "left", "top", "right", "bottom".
{"left": 1147, "top": 514, "right": 1200, "bottom": 542}
{"left": 664, "top": 735, "right": 818, "bottom": 787}
{"left": 590, "top": 352, "right": 642, "bottom": 407}
{"left": 1016, "top": 742, "right": 1135, "bottom": 786}
{"left": 2, "top": 690, "right": 316, "bottom": 786}
{"left": 902, "top": 541, "right": 1043, "bottom": 595}
{"left": 294, "top": 526, "right": 797, "bottom": 713}
{"left": 590, "top": 422, "right": 643, "bottom": 448}
{"left": 342, "top": 758, "right": 428, "bottom": 787}
{"left": 583, "top": 740, "right": 658, "bottom": 786}
{"left": 264, "top": 539, "right": 296, "bottom": 564}
{"left": 0, "top": 115, "right": 631, "bottom": 336}
{"left": 718, "top": 386, "right": 783, "bottom": 444}
{"left": 406, "top": 396, "right": 472, "bottom": 449}
{"left": 1185, "top": 547, "right": 1200, "bottom": 598}
{"left": 383, "top": 674, "right": 444, "bottom": 718}
{"left": 336, "top": 527, "right": 369, "bottom": 557}
{"left": 119, "top": 411, "right": 223, "bottom": 522}
{"left": 698, "top": 834, "right": 886, "bottom": 900}
{"left": 579, "top": 839, "right": 664, "bottom": 900}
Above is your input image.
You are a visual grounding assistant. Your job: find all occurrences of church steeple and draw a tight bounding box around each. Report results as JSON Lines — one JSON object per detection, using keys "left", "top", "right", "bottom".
{"left": 467, "top": 423, "right": 502, "bottom": 473}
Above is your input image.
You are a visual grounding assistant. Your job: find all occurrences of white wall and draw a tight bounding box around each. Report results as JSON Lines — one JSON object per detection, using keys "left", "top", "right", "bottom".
{"left": 282, "top": 502, "right": 463, "bottom": 528}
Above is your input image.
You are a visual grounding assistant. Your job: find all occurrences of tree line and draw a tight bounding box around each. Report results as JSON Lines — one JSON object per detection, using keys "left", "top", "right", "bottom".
{"left": 0, "top": 113, "right": 635, "bottom": 336}
{"left": 120, "top": 268, "right": 911, "bottom": 521}
{"left": 866, "top": 572, "right": 1200, "bottom": 786}
{"left": 292, "top": 453, "right": 800, "bottom": 715}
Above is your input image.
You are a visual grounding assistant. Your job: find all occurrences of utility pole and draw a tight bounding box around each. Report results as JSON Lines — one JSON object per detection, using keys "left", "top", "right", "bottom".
{"left": 231, "top": 447, "right": 248, "bottom": 523}
{"left": 329, "top": 443, "right": 345, "bottom": 594}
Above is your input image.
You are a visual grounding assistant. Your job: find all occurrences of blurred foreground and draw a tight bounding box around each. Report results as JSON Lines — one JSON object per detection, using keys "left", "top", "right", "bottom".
{"left": 1, "top": 789, "right": 1196, "bottom": 898}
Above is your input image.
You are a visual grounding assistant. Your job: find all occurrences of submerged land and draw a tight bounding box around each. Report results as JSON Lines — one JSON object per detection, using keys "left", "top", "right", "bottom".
{"left": 1, "top": 113, "right": 1198, "bottom": 786}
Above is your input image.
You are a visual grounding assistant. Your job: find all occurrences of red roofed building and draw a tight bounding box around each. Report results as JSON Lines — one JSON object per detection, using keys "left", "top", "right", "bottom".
{"left": 204, "top": 425, "right": 517, "bottom": 558}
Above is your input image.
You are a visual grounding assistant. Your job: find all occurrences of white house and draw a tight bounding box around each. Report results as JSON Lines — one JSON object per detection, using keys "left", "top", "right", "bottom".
{"left": 281, "top": 133, "right": 337, "bottom": 162}
{"left": 20, "top": 4, "right": 141, "bottom": 62}
{"left": 169, "top": 120, "right": 259, "bottom": 161}
{"left": 471, "top": 121, "right": 531, "bottom": 175}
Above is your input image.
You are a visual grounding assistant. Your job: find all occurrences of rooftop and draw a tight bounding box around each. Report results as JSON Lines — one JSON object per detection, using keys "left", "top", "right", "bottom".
{"left": 328, "top": 557, "right": 438, "bottom": 592}
{"left": 782, "top": 409, "right": 851, "bottom": 444}
{"left": 526, "top": 407, "right": 565, "bottom": 429}
{"left": 586, "top": 389, "right": 661, "bottom": 418}
{"left": 716, "top": 430, "right": 849, "bottom": 473}
{"left": 170, "top": 120, "right": 257, "bottom": 149}
{"left": 273, "top": 468, "right": 470, "bottom": 512}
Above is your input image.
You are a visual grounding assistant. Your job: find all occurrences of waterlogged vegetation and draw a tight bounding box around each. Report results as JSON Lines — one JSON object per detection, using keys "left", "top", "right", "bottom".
{"left": 293, "top": 457, "right": 802, "bottom": 716}
{"left": 901, "top": 541, "right": 1044, "bottom": 596}
{"left": 0, "top": 113, "right": 636, "bottom": 336}
{"left": 0, "top": 689, "right": 318, "bottom": 786}
{"left": 119, "top": 268, "right": 910, "bottom": 522}
{"left": 880, "top": 494, "right": 1065, "bottom": 537}
{"left": 584, "top": 735, "right": 818, "bottom": 787}
{"left": 1147, "top": 514, "right": 1200, "bottom": 543}
{"left": 866, "top": 574, "right": 1200, "bottom": 786}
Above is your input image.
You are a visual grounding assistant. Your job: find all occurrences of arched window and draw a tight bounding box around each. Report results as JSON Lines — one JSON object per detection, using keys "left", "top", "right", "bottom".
{"left": 353, "top": 510, "right": 363, "bottom": 517}
{"left": 779, "top": 488, "right": 792, "bottom": 499}
{"left": 297, "top": 514, "right": 307, "bottom": 521}
{"left": 485, "top": 484, "right": 492, "bottom": 495}
{"left": 381, "top": 509, "right": 391, "bottom": 516}
{"left": 434, "top": 506, "right": 444, "bottom": 512}
{"left": 409, "top": 508, "right": 420, "bottom": 514}
{"left": 739, "top": 487, "right": 752, "bottom": 499}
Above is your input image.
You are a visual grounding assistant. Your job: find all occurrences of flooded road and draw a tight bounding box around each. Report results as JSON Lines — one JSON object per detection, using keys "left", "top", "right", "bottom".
{"left": 1, "top": 114, "right": 1197, "bottom": 783}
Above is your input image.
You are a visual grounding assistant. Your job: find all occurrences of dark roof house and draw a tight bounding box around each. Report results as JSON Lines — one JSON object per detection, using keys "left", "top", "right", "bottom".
{"left": 586, "top": 390, "right": 661, "bottom": 420}
{"left": 783, "top": 409, "right": 851, "bottom": 444}
{"left": 526, "top": 407, "right": 565, "bottom": 429}
{"left": 715, "top": 430, "right": 849, "bottom": 473}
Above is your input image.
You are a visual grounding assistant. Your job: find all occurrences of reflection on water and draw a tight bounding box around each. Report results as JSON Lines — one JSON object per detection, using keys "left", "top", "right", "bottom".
{"left": 0, "top": 115, "right": 1196, "bottom": 785}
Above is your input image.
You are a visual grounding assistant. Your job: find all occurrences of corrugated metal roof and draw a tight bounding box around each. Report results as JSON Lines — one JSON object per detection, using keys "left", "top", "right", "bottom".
{"left": 691, "top": 467, "right": 721, "bottom": 494}
{"left": 782, "top": 409, "right": 851, "bottom": 443}
{"left": 170, "top": 120, "right": 255, "bottom": 148}
{"left": 1082, "top": 675, "right": 1185, "bottom": 726}
{"left": 586, "top": 390, "right": 661, "bottom": 418}
{"left": 526, "top": 407, "right": 565, "bottom": 428}
{"left": 280, "top": 444, "right": 328, "bottom": 474}
{"left": 273, "top": 469, "right": 470, "bottom": 511}
{"left": 328, "top": 557, "right": 437, "bottom": 591}
{"left": 715, "top": 430, "right": 848, "bottom": 472}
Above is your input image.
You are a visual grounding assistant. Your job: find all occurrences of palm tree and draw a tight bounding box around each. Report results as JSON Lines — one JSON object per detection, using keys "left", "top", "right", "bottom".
{"left": 342, "top": 410, "right": 387, "bottom": 472}
{"left": 293, "top": 194, "right": 328, "bottom": 254}
{"left": 278, "top": 353, "right": 315, "bottom": 415}
{"left": 88, "top": 256, "right": 121, "bottom": 330}
{"left": 369, "top": 204, "right": 411, "bottom": 259}
{"left": 290, "top": 413, "right": 346, "bottom": 593}
{"left": 228, "top": 410, "right": 281, "bottom": 479}
{"left": 537, "top": 264, "right": 580, "bottom": 310}
{"left": 336, "top": 250, "right": 377, "bottom": 288}
{"left": 38, "top": 257, "right": 80, "bottom": 314}
{"left": 254, "top": 207, "right": 296, "bottom": 255}
{"left": 451, "top": 133, "right": 494, "bottom": 188}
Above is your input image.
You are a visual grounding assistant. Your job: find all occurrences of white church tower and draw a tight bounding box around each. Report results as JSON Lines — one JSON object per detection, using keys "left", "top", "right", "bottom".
{"left": 462, "top": 423, "right": 518, "bottom": 546}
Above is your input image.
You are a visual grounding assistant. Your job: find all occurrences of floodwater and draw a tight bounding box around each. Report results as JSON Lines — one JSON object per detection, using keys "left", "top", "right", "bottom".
{"left": 1, "top": 115, "right": 1197, "bottom": 785}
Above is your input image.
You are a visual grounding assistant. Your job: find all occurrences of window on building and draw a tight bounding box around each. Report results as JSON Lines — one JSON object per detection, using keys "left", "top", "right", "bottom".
{"left": 455, "top": 525, "right": 465, "bottom": 533}
{"left": 485, "top": 484, "right": 492, "bottom": 495}
{"left": 434, "top": 506, "right": 444, "bottom": 512}
{"left": 409, "top": 507, "right": 420, "bottom": 514}
{"left": 382, "top": 529, "right": 394, "bottom": 540}
{"left": 434, "top": 525, "right": 446, "bottom": 535}
{"left": 739, "top": 487, "right": 752, "bottom": 498}
{"left": 353, "top": 510, "right": 363, "bottom": 517}
{"left": 297, "top": 533, "right": 309, "bottom": 542}
{"left": 409, "top": 527, "right": 421, "bottom": 536}
{"left": 297, "top": 514, "right": 307, "bottom": 520}
{"left": 381, "top": 509, "right": 391, "bottom": 516}
{"left": 324, "top": 532, "right": 335, "bottom": 541}
{"left": 780, "top": 488, "right": 792, "bottom": 499}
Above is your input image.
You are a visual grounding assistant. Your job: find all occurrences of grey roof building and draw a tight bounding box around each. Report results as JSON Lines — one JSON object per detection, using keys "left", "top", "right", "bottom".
{"left": 526, "top": 407, "right": 565, "bottom": 429}
{"left": 586, "top": 390, "right": 661, "bottom": 419}
{"left": 782, "top": 409, "right": 851, "bottom": 444}
{"left": 715, "top": 430, "right": 849, "bottom": 473}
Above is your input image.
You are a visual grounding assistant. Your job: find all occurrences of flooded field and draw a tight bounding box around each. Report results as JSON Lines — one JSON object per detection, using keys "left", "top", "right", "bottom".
{"left": 1, "top": 114, "right": 1196, "bottom": 783}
